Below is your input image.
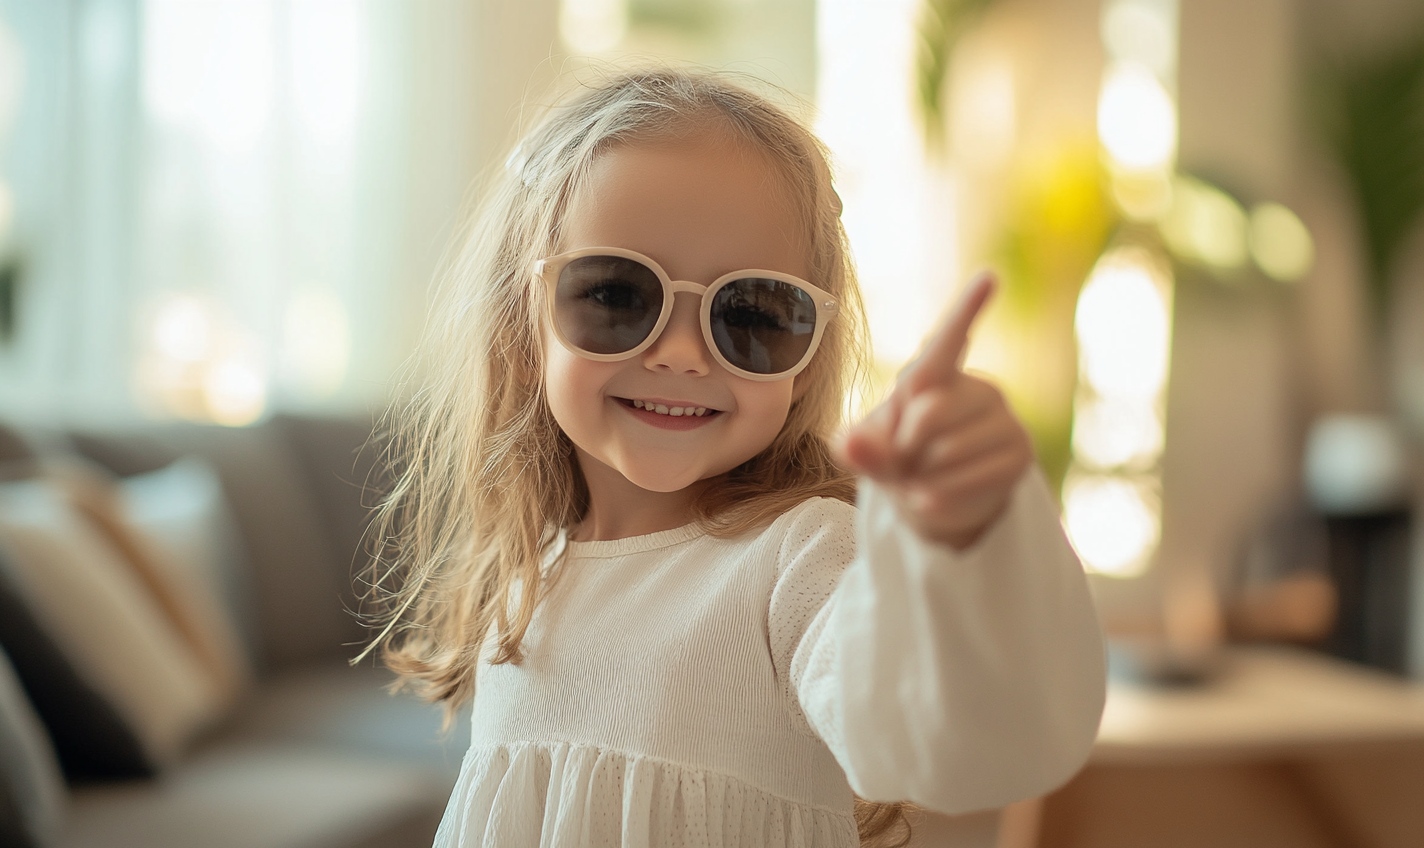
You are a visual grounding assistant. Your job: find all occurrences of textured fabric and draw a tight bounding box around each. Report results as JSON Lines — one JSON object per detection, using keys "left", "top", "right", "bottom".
{"left": 441, "top": 742, "right": 856, "bottom": 848}
{"left": 438, "top": 470, "right": 1105, "bottom": 847}
{"left": 803, "top": 476, "right": 1107, "bottom": 812}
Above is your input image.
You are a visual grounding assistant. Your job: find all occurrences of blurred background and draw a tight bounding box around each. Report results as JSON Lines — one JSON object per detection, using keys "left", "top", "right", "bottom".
{"left": 1, "top": 0, "right": 1424, "bottom": 847}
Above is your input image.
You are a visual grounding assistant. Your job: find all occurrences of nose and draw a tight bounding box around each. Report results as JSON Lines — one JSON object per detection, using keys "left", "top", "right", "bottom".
{"left": 643, "top": 293, "right": 711, "bottom": 377}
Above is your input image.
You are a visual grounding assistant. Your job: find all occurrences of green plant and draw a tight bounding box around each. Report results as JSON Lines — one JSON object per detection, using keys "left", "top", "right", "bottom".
{"left": 914, "top": 0, "right": 1000, "bottom": 150}
{"left": 1312, "top": 35, "right": 1424, "bottom": 320}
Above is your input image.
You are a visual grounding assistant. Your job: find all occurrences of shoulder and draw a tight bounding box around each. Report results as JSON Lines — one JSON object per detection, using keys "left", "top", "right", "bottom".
{"left": 761, "top": 495, "right": 858, "bottom": 574}
{"left": 765, "top": 494, "right": 855, "bottom": 539}
{"left": 764, "top": 496, "right": 859, "bottom": 668}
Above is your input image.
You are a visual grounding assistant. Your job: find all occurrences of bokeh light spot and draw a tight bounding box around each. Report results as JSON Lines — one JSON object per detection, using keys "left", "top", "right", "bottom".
{"left": 1248, "top": 202, "right": 1314, "bottom": 282}
{"left": 1064, "top": 474, "right": 1160, "bottom": 578}
{"left": 1162, "top": 176, "right": 1248, "bottom": 270}
{"left": 1098, "top": 62, "right": 1176, "bottom": 171}
{"left": 1075, "top": 251, "right": 1172, "bottom": 401}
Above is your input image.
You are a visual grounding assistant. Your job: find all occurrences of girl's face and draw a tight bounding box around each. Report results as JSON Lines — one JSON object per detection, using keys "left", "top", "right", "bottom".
{"left": 543, "top": 135, "right": 810, "bottom": 494}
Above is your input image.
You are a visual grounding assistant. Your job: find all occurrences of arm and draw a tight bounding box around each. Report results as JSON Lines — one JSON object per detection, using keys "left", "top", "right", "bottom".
{"left": 788, "top": 469, "right": 1105, "bottom": 814}
{"left": 775, "top": 273, "right": 1105, "bottom": 811}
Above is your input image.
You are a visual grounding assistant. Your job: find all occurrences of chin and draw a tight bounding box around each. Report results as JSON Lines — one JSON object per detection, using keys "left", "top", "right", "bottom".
{"left": 618, "top": 457, "right": 715, "bottom": 494}
{"left": 627, "top": 469, "right": 704, "bottom": 493}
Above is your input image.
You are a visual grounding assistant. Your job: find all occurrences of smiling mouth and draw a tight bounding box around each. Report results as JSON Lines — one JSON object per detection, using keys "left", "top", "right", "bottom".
{"left": 619, "top": 398, "right": 721, "bottom": 418}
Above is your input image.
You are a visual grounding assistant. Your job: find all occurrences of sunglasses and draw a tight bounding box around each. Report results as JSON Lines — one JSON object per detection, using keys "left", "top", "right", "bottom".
{"left": 534, "top": 247, "right": 839, "bottom": 382}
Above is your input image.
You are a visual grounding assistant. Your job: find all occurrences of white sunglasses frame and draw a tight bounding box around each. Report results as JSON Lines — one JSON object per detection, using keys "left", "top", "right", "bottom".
{"left": 533, "top": 246, "right": 839, "bottom": 382}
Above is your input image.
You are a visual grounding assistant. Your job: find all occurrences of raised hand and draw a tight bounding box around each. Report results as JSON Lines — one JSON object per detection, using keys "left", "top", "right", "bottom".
{"left": 836, "top": 273, "right": 1033, "bottom": 549}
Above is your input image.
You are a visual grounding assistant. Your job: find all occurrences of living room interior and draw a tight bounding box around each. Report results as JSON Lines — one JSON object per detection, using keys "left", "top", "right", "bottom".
{"left": 1, "top": 1, "right": 1423, "bottom": 847}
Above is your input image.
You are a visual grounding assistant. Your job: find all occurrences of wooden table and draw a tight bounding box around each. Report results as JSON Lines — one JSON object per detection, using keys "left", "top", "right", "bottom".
{"left": 1034, "top": 646, "right": 1424, "bottom": 848}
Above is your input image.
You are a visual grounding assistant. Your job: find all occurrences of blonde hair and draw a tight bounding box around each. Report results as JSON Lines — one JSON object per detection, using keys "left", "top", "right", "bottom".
{"left": 363, "top": 68, "right": 908, "bottom": 847}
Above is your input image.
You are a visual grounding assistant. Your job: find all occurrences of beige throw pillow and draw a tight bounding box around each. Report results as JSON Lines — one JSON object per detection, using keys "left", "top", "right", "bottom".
{"left": 0, "top": 478, "right": 224, "bottom": 768}
{"left": 58, "top": 458, "right": 253, "bottom": 705}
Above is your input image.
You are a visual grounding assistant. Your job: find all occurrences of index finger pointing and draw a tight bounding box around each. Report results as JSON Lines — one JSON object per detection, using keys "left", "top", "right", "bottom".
{"left": 904, "top": 271, "right": 996, "bottom": 394}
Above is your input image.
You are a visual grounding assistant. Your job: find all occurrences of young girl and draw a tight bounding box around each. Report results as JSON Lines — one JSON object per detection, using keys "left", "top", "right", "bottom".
{"left": 367, "top": 69, "right": 1105, "bottom": 848}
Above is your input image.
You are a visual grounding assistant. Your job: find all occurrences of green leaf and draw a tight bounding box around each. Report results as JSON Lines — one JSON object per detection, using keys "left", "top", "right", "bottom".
{"left": 914, "top": 0, "right": 998, "bottom": 153}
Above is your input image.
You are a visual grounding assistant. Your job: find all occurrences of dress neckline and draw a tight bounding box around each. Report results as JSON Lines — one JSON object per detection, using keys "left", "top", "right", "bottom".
{"left": 563, "top": 521, "right": 707, "bottom": 558}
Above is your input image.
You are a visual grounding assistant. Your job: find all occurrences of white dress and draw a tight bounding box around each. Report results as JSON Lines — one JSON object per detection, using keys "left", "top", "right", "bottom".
{"left": 434, "top": 471, "right": 1106, "bottom": 847}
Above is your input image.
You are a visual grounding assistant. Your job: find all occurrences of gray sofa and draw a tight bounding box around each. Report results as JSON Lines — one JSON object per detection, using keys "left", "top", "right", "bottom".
{"left": 1, "top": 415, "right": 467, "bottom": 848}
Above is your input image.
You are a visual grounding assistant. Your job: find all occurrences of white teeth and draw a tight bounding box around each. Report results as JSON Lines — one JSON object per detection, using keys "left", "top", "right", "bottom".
{"left": 629, "top": 399, "right": 714, "bottom": 417}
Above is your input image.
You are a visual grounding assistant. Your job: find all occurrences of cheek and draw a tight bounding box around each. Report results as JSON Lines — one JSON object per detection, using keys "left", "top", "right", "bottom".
{"left": 734, "top": 381, "right": 796, "bottom": 446}
{"left": 543, "top": 347, "right": 601, "bottom": 431}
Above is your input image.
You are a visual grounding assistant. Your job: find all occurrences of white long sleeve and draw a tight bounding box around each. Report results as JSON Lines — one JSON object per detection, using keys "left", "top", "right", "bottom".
{"left": 782, "top": 469, "right": 1106, "bottom": 814}
{"left": 438, "top": 470, "right": 1106, "bottom": 846}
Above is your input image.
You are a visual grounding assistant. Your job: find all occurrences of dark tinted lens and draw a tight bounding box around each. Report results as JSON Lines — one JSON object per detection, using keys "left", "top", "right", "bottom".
{"left": 554, "top": 256, "right": 664, "bottom": 355}
{"left": 709, "top": 278, "right": 818, "bottom": 374}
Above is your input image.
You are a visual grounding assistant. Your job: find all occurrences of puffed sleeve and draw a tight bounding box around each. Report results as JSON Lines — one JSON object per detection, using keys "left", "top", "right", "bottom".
{"left": 773, "top": 468, "right": 1106, "bottom": 815}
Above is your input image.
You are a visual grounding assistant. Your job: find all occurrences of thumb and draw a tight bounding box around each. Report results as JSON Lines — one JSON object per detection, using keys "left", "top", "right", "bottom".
{"left": 836, "top": 401, "right": 901, "bottom": 479}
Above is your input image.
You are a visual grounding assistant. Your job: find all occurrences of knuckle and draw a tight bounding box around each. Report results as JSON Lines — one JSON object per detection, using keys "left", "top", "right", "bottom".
{"left": 920, "top": 487, "right": 958, "bottom": 517}
{"left": 976, "top": 378, "right": 1006, "bottom": 405}
{"left": 929, "top": 388, "right": 961, "bottom": 414}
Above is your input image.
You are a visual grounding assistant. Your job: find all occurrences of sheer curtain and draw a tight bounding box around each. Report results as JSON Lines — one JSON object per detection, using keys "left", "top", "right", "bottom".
{"left": 0, "top": 0, "right": 559, "bottom": 424}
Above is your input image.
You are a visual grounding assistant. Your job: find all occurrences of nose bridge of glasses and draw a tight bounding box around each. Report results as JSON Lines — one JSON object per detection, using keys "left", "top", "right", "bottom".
{"left": 646, "top": 286, "right": 712, "bottom": 373}
{"left": 667, "top": 279, "right": 709, "bottom": 298}
{"left": 659, "top": 283, "right": 709, "bottom": 342}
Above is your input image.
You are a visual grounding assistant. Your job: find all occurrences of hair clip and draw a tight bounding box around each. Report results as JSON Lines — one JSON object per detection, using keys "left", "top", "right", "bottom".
{"left": 830, "top": 186, "right": 844, "bottom": 217}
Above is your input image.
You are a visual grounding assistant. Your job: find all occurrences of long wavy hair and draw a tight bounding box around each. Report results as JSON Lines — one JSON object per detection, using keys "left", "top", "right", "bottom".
{"left": 362, "top": 68, "right": 909, "bottom": 847}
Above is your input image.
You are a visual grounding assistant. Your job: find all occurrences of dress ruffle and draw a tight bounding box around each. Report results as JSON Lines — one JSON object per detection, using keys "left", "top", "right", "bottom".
{"left": 435, "top": 742, "right": 860, "bottom": 848}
